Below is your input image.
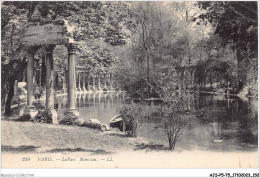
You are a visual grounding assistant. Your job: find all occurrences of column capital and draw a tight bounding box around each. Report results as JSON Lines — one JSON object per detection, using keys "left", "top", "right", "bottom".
{"left": 67, "top": 43, "right": 77, "bottom": 54}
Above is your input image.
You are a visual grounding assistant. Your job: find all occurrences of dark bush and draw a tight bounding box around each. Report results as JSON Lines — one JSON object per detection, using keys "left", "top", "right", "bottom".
{"left": 119, "top": 104, "right": 147, "bottom": 137}
{"left": 15, "top": 114, "right": 32, "bottom": 122}
{"left": 59, "top": 114, "right": 79, "bottom": 125}
{"left": 34, "top": 101, "right": 45, "bottom": 110}
{"left": 34, "top": 110, "right": 52, "bottom": 124}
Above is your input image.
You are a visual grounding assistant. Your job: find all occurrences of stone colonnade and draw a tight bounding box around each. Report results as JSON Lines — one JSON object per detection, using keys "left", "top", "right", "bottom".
{"left": 24, "top": 43, "right": 79, "bottom": 123}
{"left": 76, "top": 71, "right": 114, "bottom": 92}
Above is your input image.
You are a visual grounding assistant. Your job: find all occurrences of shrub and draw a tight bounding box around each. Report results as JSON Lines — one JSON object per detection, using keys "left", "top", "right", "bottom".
{"left": 15, "top": 114, "right": 32, "bottom": 122}
{"left": 159, "top": 93, "right": 194, "bottom": 150}
{"left": 119, "top": 104, "right": 147, "bottom": 137}
{"left": 34, "top": 110, "right": 52, "bottom": 124}
{"left": 59, "top": 114, "right": 79, "bottom": 125}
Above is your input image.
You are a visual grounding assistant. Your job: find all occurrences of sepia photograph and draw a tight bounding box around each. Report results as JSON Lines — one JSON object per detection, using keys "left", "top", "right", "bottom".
{"left": 1, "top": 1, "right": 258, "bottom": 177}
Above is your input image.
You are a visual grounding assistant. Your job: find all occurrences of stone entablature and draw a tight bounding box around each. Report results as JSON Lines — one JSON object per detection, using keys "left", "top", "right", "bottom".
{"left": 21, "top": 20, "right": 74, "bottom": 47}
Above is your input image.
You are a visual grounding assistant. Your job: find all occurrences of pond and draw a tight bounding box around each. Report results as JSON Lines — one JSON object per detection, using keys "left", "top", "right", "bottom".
{"left": 13, "top": 92, "right": 258, "bottom": 152}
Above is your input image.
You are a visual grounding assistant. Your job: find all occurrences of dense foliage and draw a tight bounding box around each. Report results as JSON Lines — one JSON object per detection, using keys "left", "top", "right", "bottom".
{"left": 197, "top": 1, "right": 257, "bottom": 90}
{"left": 1, "top": 1, "right": 257, "bottom": 114}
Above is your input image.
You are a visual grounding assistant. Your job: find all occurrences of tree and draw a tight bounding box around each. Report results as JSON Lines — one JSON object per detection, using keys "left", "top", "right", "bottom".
{"left": 197, "top": 1, "right": 257, "bottom": 89}
{"left": 194, "top": 34, "right": 238, "bottom": 90}
{"left": 1, "top": 2, "right": 34, "bottom": 114}
{"left": 153, "top": 66, "right": 194, "bottom": 150}
{"left": 114, "top": 2, "right": 193, "bottom": 97}
{"left": 1, "top": 2, "right": 135, "bottom": 114}
{"left": 160, "top": 94, "right": 192, "bottom": 150}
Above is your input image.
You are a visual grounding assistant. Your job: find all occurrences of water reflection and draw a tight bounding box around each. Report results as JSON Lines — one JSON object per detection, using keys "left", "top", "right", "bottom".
{"left": 16, "top": 92, "right": 257, "bottom": 152}
{"left": 180, "top": 94, "right": 257, "bottom": 151}
{"left": 54, "top": 92, "right": 127, "bottom": 125}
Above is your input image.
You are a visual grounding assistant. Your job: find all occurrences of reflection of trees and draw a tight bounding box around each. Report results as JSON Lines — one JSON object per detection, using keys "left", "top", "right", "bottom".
{"left": 236, "top": 101, "right": 257, "bottom": 145}
{"left": 195, "top": 94, "right": 257, "bottom": 148}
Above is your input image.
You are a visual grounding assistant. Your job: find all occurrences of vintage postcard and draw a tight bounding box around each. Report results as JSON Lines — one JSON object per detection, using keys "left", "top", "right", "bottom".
{"left": 1, "top": 1, "right": 258, "bottom": 177}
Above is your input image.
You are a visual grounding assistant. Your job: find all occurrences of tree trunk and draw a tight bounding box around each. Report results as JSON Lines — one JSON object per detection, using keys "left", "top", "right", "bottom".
{"left": 4, "top": 60, "right": 27, "bottom": 116}
{"left": 4, "top": 77, "right": 15, "bottom": 116}
{"left": 168, "top": 135, "right": 175, "bottom": 150}
{"left": 146, "top": 51, "right": 150, "bottom": 95}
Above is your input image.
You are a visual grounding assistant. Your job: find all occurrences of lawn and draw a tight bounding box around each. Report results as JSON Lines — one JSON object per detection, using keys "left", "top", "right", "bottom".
{"left": 1, "top": 120, "right": 152, "bottom": 154}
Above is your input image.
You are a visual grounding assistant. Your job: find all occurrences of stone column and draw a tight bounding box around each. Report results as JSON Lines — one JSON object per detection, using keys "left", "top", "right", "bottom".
{"left": 78, "top": 72, "right": 81, "bottom": 91}
{"left": 104, "top": 73, "right": 107, "bottom": 89}
{"left": 41, "top": 49, "right": 46, "bottom": 87}
{"left": 110, "top": 73, "right": 113, "bottom": 90}
{"left": 192, "top": 70, "right": 195, "bottom": 88}
{"left": 39, "top": 68, "right": 41, "bottom": 86}
{"left": 83, "top": 72, "right": 86, "bottom": 92}
{"left": 14, "top": 80, "right": 18, "bottom": 96}
{"left": 92, "top": 75, "right": 96, "bottom": 91}
{"left": 98, "top": 73, "right": 101, "bottom": 91}
{"left": 27, "top": 52, "right": 34, "bottom": 101}
{"left": 66, "top": 43, "right": 79, "bottom": 116}
{"left": 65, "top": 69, "right": 68, "bottom": 92}
{"left": 12, "top": 80, "right": 19, "bottom": 103}
{"left": 22, "top": 70, "right": 25, "bottom": 82}
{"left": 182, "top": 71, "right": 185, "bottom": 90}
{"left": 45, "top": 45, "right": 58, "bottom": 124}
{"left": 36, "top": 59, "right": 40, "bottom": 85}
{"left": 62, "top": 75, "right": 67, "bottom": 93}
{"left": 24, "top": 48, "right": 38, "bottom": 117}
{"left": 87, "top": 75, "right": 90, "bottom": 91}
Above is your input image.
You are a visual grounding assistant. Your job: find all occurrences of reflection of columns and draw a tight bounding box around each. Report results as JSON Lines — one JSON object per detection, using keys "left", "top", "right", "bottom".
{"left": 111, "top": 93, "right": 114, "bottom": 106}
{"left": 93, "top": 93, "right": 96, "bottom": 106}
{"left": 104, "top": 93, "right": 107, "bottom": 108}
{"left": 88, "top": 93, "right": 90, "bottom": 103}
{"left": 98, "top": 73, "right": 101, "bottom": 90}
{"left": 84, "top": 93, "right": 86, "bottom": 111}
{"left": 92, "top": 75, "right": 96, "bottom": 90}
{"left": 83, "top": 72, "right": 86, "bottom": 91}
{"left": 98, "top": 93, "right": 101, "bottom": 106}
{"left": 66, "top": 43, "right": 79, "bottom": 116}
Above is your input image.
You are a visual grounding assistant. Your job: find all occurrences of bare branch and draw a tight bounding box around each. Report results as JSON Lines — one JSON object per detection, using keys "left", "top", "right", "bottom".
{"left": 228, "top": 6, "right": 257, "bottom": 24}
{"left": 235, "top": 2, "right": 257, "bottom": 16}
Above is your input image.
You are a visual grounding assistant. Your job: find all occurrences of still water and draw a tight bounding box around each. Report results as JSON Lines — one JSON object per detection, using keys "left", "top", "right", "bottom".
{"left": 13, "top": 92, "right": 257, "bottom": 152}
{"left": 51, "top": 92, "right": 258, "bottom": 152}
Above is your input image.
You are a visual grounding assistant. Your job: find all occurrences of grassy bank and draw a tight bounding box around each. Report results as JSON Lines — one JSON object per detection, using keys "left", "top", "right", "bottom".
{"left": 1, "top": 120, "right": 158, "bottom": 154}
{"left": 1, "top": 120, "right": 258, "bottom": 169}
